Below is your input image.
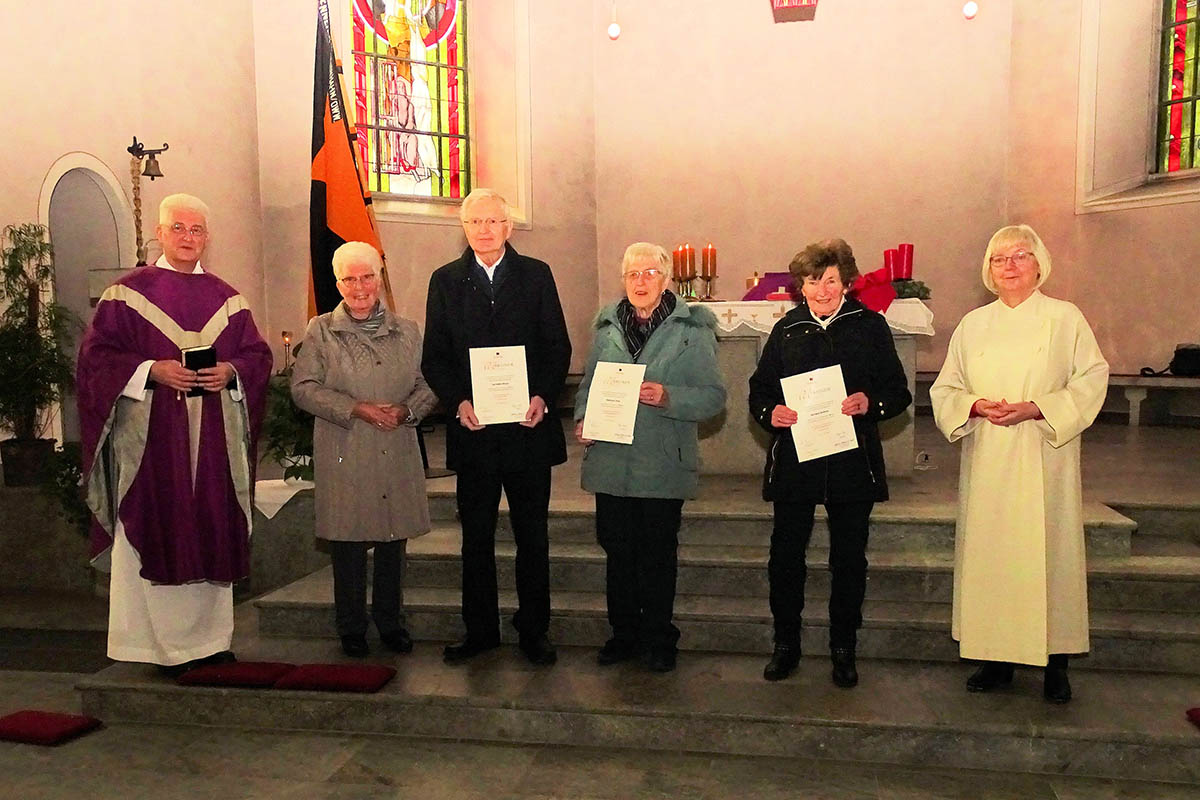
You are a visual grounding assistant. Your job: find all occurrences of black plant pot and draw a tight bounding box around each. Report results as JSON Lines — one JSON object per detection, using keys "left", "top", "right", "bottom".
{"left": 0, "top": 438, "right": 56, "bottom": 487}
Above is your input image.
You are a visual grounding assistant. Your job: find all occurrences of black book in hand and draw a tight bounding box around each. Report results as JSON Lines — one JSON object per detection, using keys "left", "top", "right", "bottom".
{"left": 182, "top": 345, "right": 216, "bottom": 397}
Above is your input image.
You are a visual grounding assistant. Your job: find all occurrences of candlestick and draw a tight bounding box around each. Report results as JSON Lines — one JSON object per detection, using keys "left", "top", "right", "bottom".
{"left": 700, "top": 243, "right": 717, "bottom": 279}
{"left": 884, "top": 249, "right": 899, "bottom": 280}
{"left": 897, "top": 243, "right": 914, "bottom": 280}
{"left": 281, "top": 330, "right": 293, "bottom": 372}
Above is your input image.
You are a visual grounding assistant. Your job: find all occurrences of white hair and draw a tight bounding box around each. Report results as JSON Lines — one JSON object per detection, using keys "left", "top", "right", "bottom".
{"left": 981, "top": 224, "right": 1052, "bottom": 294}
{"left": 459, "top": 188, "right": 511, "bottom": 221}
{"left": 331, "top": 241, "right": 384, "bottom": 280}
{"left": 620, "top": 242, "right": 670, "bottom": 276}
{"left": 159, "top": 193, "right": 210, "bottom": 225}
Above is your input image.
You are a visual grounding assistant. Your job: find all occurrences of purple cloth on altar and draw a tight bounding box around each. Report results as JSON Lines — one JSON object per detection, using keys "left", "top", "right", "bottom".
{"left": 76, "top": 266, "right": 272, "bottom": 584}
{"left": 741, "top": 273, "right": 797, "bottom": 301}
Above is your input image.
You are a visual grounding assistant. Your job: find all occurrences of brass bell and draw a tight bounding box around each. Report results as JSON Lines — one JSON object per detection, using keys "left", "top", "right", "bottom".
{"left": 142, "top": 154, "right": 164, "bottom": 180}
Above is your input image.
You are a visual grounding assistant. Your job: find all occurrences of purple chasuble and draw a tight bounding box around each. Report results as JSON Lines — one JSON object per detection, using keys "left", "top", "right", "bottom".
{"left": 77, "top": 266, "right": 272, "bottom": 584}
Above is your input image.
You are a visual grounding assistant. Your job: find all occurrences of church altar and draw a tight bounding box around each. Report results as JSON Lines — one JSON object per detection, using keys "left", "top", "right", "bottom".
{"left": 692, "top": 298, "right": 932, "bottom": 479}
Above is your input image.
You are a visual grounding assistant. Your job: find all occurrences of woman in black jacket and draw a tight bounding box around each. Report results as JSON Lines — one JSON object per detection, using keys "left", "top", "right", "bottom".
{"left": 748, "top": 239, "right": 911, "bottom": 687}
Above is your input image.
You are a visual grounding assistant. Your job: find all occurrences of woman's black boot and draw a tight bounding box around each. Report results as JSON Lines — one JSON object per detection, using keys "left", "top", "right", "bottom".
{"left": 1044, "top": 654, "right": 1071, "bottom": 704}
{"left": 966, "top": 661, "right": 1014, "bottom": 692}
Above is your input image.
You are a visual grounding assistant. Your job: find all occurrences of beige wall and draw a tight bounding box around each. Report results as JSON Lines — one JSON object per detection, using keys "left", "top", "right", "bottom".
{"left": 2, "top": 0, "right": 1195, "bottom": 379}
{"left": 591, "top": 0, "right": 1013, "bottom": 371}
{"left": 1007, "top": 2, "right": 1199, "bottom": 374}
{"left": 254, "top": 0, "right": 598, "bottom": 369}
{"left": 0, "top": 0, "right": 266, "bottom": 317}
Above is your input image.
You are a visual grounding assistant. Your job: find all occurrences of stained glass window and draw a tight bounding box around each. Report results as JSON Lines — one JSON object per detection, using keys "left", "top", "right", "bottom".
{"left": 1157, "top": 0, "right": 1200, "bottom": 172}
{"left": 350, "top": 0, "right": 471, "bottom": 198}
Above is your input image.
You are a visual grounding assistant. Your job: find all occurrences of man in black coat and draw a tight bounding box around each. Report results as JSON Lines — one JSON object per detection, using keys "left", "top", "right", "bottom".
{"left": 422, "top": 188, "right": 571, "bottom": 666}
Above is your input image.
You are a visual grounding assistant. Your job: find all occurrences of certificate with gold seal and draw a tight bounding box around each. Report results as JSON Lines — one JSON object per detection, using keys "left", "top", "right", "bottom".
{"left": 780, "top": 365, "right": 858, "bottom": 463}
{"left": 469, "top": 345, "right": 530, "bottom": 425}
{"left": 582, "top": 361, "right": 647, "bottom": 445}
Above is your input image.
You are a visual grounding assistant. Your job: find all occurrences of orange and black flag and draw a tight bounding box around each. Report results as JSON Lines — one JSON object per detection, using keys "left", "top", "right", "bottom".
{"left": 310, "top": 0, "right": 394, "bottom": 316}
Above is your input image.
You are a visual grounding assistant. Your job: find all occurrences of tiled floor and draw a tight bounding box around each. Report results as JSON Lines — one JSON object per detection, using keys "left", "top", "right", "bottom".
{"left": 2, "top": 418, "right": 1197, "bottom": 798}
{"left": 2, "top": 668, "right": 1198, "bottom": 799}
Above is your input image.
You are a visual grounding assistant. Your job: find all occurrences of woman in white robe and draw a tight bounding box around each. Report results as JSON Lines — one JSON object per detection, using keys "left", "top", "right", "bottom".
{"left": 930, "top": 224, "right": 1108, "bottom": 704}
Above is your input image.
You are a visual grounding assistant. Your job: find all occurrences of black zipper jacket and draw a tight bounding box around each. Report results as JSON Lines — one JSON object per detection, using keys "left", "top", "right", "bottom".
{"left": 747, "top": 296, "right": 911, "bottom": 504}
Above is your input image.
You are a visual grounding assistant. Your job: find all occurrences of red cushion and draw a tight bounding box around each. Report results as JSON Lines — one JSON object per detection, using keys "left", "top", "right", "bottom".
{"left": 272, "top": 663, "right": 396, "bottom": 693}
{"left": 177, "top": 662, "right": 297, "bottom": 688}
{"left": 1187, "top": 707, "right": 1200, "bottom": 730}
{"left": 0, "top": 710, "right": 102, "bottom": 746}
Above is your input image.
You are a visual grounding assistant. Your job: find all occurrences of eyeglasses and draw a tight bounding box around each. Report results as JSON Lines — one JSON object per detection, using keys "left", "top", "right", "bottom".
{"left": 623, "top": 269, "right": 665, "bottom": 282}
{"left": 168, "top": 222, "right": 207, "bottom": 238}
{"left": 462, "top": 218, "right": 508, "bottom": 229}
{"left": 989, "top": 250, "right": 1035, "bottom": 268}
{"left": 337, "top": 274, "right": 378, "bottom": 286}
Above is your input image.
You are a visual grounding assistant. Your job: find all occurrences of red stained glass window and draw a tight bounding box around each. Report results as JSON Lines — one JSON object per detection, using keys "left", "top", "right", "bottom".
{"left": 1157, "top": 0, "right": 1200, "bottom": 172}
{"left": 351, "top": 0, "right": 471, "bottom": 198}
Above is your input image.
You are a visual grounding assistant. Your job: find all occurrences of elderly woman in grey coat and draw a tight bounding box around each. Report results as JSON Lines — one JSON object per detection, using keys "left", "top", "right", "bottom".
{"left": 291, "top": 242, "right": 437, "bottom": 658}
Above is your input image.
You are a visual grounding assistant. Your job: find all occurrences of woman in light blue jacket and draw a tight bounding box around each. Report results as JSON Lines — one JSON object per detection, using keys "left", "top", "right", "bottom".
{"left": 574, "top": 242, "right": 726, "bottom": 672}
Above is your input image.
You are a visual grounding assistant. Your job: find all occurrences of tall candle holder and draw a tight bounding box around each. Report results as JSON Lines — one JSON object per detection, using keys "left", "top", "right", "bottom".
{"left": 699, "top": 243, "right": 718, "bottom": 300}
{"left": 281, "top": 330, "right": 293, "bottom": 371}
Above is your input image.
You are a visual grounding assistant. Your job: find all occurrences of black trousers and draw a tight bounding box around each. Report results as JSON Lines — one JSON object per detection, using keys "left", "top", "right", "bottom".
{"left": 595, "top": 493, "right": 684, "bottom": 652}
{"left": 455, "top": 465, "right": 552, "bottom": 643}
{"left": 769, "top": 500, "right": 873, "bottom": 650}
{"left": 329, "top": 539, "right": 407, "bottom": 638}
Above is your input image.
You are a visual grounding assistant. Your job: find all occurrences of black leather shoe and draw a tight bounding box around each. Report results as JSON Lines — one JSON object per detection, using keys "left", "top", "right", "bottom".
{"left": 1044, "top": 666, "right": 1072, "bottom": 704}
{"left": 645, "top": 648, "right": 677, "bottom": 673}
{"left": 380, "top": 629, "right": 414, "bottom": 654}
{"left": 442, "top": 637, "right": 500, "bottom": 664}
{"left": 341, "top": 635, "right": 369, "bottom": 658}
{"left": 763, "top": 644, "right": 801, "bottom": 682}
{"left": 966, "top": 661, "right": 1014, "bottom": 692}
{"left": 596, "top": 638, "right": 639, "bottom": 666}
{"left": 157, "top": 662, "right": 192, "bottom": 679}
{"left": 519, "top": 634, "right": 558, "bottom": 666}
{"left": 830, "top": 648, "right": 858, "bottom": 688}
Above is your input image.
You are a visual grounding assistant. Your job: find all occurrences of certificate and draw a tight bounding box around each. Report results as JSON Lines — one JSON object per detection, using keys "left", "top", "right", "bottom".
{"left": 780, "top": 365, "right": 858, "bottom": 463}
{"left": 581, "top": 361, "right": 647, "bottom": 445}
{"left": 469, "top": 345, "right": 530, "bottom": 425}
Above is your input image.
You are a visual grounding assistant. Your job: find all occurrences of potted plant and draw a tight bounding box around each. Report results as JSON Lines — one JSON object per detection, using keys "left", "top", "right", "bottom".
{"left": 0, "top": 223, "right": 77, "bottom": 487}
{"left": 260, "top": 360, "right": 315, "bottom": 482}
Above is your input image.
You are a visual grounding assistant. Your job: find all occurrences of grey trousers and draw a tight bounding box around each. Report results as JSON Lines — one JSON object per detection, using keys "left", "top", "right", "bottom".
{"left": 329, "top": 539, "right": 408, "bottom": 638}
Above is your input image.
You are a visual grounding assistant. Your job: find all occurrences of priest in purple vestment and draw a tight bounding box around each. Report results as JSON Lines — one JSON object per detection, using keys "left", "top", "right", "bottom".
{"left": 76, "top": 193, "right": 272, "bottom": 676}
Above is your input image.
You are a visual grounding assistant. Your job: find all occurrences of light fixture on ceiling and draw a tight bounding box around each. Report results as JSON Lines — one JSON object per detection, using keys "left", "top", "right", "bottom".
{"left": 607, "top": 2, "right": 621, "bottom": 40}
{"left": 963, "top": 2, "right": 979, "bottom": 20}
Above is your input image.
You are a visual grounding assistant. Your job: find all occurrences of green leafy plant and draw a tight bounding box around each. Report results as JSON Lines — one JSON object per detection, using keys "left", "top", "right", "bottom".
{"left": 0, "top": 224, "right": 78, "bottom": 440}
{"left": 40, "top": 441, "right": 90, "bottom": 537}
{"left": 261, "top": 364, "right": 314, "bottom": 481}
{"left": 893, "top": 279, "right": 931, "bottom": 300}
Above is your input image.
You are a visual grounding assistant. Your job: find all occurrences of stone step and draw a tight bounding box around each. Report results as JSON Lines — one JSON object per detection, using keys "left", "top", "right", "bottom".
{"left": 398, "top": 526, "right": 1200, "bottom": 613}
{"left": 75, "top": 641, "right": 1200, "bottom": 785}
{"left": 255, "top": 571, "right": 1200, "bottom": 674}
{"left": 429, "top": 494, "right": 1136, "bottom": 555}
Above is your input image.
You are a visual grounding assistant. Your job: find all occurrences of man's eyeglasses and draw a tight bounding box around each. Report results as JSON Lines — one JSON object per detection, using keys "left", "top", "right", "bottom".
{"left": 337, "top": 274, "right": 378, "bottom": 287}
{"left": 623, "top": 268, "right": 665, "bottom": 282}
{"left": 462, "top": 218, "right": 508, "bottom": 229}
{"left": 168, "top": 222, "right": 207, "bottom": 238}
{"left": 989, "top": 250, "right": 1035, "bottom": 268}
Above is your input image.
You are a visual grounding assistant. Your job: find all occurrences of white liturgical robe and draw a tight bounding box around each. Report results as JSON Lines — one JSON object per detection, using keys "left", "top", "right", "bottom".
{"left": 930, "top": 291, "right": 1108, "bottom": 666}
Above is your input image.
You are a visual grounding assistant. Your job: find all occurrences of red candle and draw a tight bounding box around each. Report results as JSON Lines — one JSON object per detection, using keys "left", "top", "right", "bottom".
{"left": 884, "top": 249, "right": 899, "bottom": 280}
{"left": 672, "top": 247, "right": 682, "bottom": 280}
{"left": 701, "top": 244, "right": 717, "bottom": 278}
{"left": 684, "top": 244, "right": 696, "bottom": 279}
{"left": 897, "top": 243, "right": 914, "bottom": 279}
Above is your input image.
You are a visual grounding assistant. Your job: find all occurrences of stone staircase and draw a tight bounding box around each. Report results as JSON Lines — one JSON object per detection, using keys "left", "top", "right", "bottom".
{"left": 76, "top": 492, "right": 1200, "bottom": 785}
